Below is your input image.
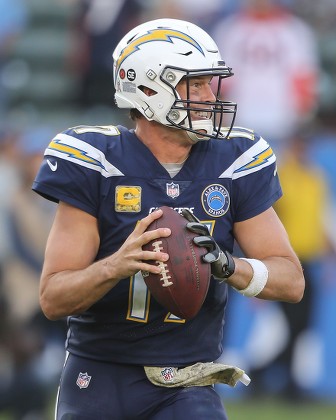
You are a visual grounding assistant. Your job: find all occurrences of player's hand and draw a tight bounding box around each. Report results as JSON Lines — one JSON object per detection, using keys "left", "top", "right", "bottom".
{"left": 108, "top": 209, "right": 171, "bottom": 280}
{"left": 181, "top": 209, "right": 235, "bottom": 280}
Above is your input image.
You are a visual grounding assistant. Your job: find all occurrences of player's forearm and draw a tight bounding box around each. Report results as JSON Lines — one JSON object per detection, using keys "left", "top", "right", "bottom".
{"left": 226, "top": 255, "right": 304, "bottom": 303}
{"left": 258, "top": 256, "right": 304, "bottom": 302}
{"left": 39, "top": 258, "right": 122, "bottom": 320}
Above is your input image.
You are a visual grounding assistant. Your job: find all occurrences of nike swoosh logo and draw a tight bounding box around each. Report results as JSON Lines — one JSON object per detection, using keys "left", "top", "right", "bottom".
{"left": 47, "top": 159, "right": 58, "bottom": 171}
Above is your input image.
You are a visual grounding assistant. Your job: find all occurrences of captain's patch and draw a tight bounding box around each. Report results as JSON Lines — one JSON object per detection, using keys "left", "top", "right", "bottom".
{"left": 115, "top": 186, "right": 141, "bottom": 212}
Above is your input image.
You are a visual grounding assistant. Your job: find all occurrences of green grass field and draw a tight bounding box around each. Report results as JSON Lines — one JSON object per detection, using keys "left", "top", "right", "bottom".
{"left": 0, "top": 396, "right": 335, "bottom": 419}
{"left": 225, "top": 398, "right": 336, "bottom": 420}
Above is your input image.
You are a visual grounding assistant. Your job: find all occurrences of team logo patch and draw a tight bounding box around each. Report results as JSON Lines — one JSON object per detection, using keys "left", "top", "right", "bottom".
{"left": 76, "top": 372, "right": 91, "bottom": 389}
{"left": 160, "top": 367, "right": 175, "bottom": 383}
{"left": 166, "top": 182, "right": 180, "bottom": 198}
{"left": 115, "top": 186, "right": 141, "bottom": 212}
{"left": 201, "top": 184, "right": 230, "bottom": 217}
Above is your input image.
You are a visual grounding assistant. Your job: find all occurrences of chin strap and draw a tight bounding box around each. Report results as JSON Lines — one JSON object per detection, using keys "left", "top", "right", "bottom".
{"left": 185, "top": 119, "right": 214, "bottom": 142}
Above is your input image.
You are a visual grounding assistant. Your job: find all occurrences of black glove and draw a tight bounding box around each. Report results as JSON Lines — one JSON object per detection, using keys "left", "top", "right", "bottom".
{"left": 181, "top": 209, "right": 235, "bottom": 280}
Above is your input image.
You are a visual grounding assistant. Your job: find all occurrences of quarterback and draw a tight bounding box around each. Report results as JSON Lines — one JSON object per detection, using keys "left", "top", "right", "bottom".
{"left": 33, "top": 19, "right": 304, "bottom": 419}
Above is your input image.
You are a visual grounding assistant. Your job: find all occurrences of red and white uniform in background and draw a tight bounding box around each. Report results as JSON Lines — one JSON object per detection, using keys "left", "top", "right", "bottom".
{"left": 212, "top": 4, "right": 319, "bottom": 150}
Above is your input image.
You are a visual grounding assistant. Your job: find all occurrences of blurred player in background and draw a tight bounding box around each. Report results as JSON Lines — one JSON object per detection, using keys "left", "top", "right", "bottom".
{"left": 272, "top": 132, "right": 329, "bottom": 399}
{"left": 0, "top": 127, "right": 65, "bottom": 418}
{"left": 70, "top": 0, "right": 144, "bottom": 107}
{"left": 211, "top": 0, "right": 319, "bottom": 157}
{"left": 33, "top": 18, "right": 304, "bottom": 419}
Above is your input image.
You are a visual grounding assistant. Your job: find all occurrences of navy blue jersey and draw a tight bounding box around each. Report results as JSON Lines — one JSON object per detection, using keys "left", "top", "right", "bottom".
{"left": 32, "top": 125, "right": 282, "bottom": 366}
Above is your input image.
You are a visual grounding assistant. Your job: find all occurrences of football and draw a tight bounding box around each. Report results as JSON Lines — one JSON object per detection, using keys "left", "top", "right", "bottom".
{"left": 142, "top": 206, "right": 211, "bottom": 320}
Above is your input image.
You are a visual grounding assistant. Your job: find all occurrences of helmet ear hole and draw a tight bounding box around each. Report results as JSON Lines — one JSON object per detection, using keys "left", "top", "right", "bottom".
{"left": 139, "top": 85, "right": 157, "bottom": 97}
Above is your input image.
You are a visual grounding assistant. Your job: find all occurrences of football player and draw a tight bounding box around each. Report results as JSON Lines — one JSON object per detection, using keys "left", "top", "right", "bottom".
{"left": 33, "top": 18, "right": 305, "bottom": 419}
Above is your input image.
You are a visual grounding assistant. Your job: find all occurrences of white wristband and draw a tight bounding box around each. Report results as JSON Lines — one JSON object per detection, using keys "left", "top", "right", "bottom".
{"left": 234, "top": 258, "right": 268, "bottom": 297}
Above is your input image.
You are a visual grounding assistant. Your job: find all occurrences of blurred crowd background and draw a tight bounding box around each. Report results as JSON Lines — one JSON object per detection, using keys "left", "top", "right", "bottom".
{"left": 0, "top": 0, "right": 336, "bottom": 418}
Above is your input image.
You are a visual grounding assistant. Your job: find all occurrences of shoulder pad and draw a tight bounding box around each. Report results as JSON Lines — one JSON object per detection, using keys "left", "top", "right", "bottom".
{"left": 46, "top": 125, "right": 124, "bottom": 177}
{"left": 69, "top": 125, "right": 121, "bottom": 137}
{"left": 225, "top": 127, "right": 256, "bottom": 141}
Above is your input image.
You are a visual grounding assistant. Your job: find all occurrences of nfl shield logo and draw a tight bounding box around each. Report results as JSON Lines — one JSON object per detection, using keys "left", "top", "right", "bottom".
{"left": 76, "top": 372, "right": 92, "bottom": 389}
{"left": 166, "top": 182, "right": 180, "bottom": 198}
{"left": 161, "top": 367, "right": 175, "bottom": 383}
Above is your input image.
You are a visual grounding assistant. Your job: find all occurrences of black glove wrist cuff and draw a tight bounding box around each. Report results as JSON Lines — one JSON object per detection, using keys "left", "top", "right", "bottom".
{"left": 222, "top": 250, "right": 235, "bottom": 278}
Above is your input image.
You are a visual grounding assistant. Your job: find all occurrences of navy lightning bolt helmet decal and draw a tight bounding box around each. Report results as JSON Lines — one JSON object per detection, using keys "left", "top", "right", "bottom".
{"left": 45, "top": 133, "right": 124, "bottom": 178}
{"left": 219, "top": 138, "right": 276, "bottom": 180}
{"left": 115, "top": 28, "right": 205, "bottom": 75}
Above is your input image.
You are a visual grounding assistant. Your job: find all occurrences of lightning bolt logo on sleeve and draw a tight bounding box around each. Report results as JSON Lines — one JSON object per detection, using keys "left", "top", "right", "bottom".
{"left": 219, "top": 138, "right": 276, "bottom": 180}
{"left": 45, "top": 133, "right": 124, "bottom": 178}
{"left": 234, "top": 146, "right": 274, "bottom": 172}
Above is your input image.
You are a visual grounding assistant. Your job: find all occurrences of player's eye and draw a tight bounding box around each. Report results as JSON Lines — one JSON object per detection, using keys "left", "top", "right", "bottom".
{"left": 190, "top": 81, "right": 201, "bottom": 89}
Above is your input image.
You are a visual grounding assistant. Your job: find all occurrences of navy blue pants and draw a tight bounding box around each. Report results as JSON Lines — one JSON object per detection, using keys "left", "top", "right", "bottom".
{"left": 56, "top": 353, "right": 228, "bottom": 419}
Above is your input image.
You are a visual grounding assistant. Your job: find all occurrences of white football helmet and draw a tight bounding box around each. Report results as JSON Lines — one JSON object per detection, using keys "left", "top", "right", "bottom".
{"left": 112, "top": 18, "right": 237, "bottom": 141}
